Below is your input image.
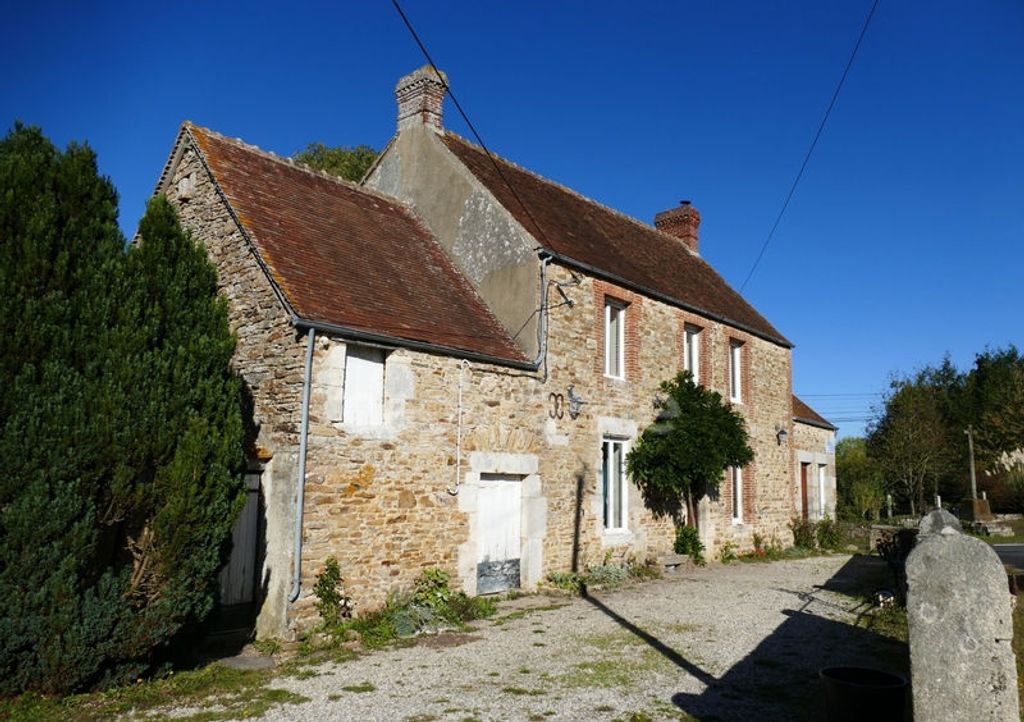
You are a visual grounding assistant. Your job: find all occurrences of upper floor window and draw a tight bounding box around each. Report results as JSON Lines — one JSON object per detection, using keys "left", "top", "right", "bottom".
{"left": 604, "top": 299, "right": 626, "bottom": 379}
{"left": 602, "top": 437, "right": 628, "bottom": 531}
{"left": 729, "top": 339, "right": 744, "bottom": 403}
{"left": 684, "top": 324, "right": 702, "bottom": 384}
{"left": 343, "top": 345, "right": 385, "bottom": 426}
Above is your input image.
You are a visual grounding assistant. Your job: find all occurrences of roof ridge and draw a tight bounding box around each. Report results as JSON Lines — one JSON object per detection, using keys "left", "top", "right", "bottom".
{"left": 183, "top": 122, "right": 410, "bottom": 209}
{"left": 443, "top": 131, "right": 700, "bottom": 259}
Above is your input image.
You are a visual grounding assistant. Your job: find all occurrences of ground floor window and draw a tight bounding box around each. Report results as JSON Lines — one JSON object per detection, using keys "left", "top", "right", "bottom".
{"left": 602, "top": 438, "right": 628, "bottom": 531}
{"left": 731, "top": 466, "right": 743, "bottom": 524}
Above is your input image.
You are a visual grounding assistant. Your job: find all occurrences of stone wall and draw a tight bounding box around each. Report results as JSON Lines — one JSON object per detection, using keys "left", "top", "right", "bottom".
{"left": 792, "top": 420, "right": 836, "bottom": 520}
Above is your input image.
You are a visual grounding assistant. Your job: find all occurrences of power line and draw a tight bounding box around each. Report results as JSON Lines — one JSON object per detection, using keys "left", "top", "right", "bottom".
{"left": 390, "top": 0, "right": 553, "bottom": 250}
{"left": 739, "top": 0, "right": 881, "bottom": 293}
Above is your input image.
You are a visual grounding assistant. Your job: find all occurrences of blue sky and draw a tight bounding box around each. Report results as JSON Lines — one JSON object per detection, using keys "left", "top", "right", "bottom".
{"left": 4, "top": 1, "right": 1022, "bottom": 436}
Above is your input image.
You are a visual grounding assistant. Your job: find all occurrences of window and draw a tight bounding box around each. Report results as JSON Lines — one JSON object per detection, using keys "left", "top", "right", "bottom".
{"left": 729, "top": 340, "right": 743, "bottom": 403}
{"left": 602, "top": 438, "right": 628, "bottom": 531}
{"left": 683, "top": 324, "right": 701, "bottom": 384}
{"left": 604, "top": 300, "right": 625, "bottom": 379}
{"left": 343, "top": 345, "right": 385, "bottom": 426}
{"left": 731, "top": 466, "right": 743, "bottom": 523}
{"left": 817, "top": 464, "right": 828, "bottom": 520}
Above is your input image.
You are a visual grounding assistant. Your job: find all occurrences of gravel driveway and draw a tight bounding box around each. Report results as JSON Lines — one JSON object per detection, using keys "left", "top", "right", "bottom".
{"left": 246, "top": 555, "right": 906, "bottom": 722}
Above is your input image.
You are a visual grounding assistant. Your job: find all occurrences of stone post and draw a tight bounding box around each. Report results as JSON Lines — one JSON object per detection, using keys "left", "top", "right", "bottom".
{"left": 906, "top": 510, "right": 1019, "bottom": 721}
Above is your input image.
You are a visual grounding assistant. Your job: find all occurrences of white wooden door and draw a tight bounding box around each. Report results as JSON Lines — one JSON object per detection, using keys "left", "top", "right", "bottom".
{"left": 476, "top": 473, "right": 522, "bottom": 594}
{"left": 219, "top": 472, "right": 261, "bottom": 605}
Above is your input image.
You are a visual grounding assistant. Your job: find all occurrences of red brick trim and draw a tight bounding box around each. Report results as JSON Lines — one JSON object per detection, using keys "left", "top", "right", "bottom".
{"left": 593, "top": 279, "right": 643, "bottom": 382}
{"left": 725, "top": 330, "right": 754, "bottom": 419}
{"left": 677, "top": 310, "right": 713, "bottom": 387}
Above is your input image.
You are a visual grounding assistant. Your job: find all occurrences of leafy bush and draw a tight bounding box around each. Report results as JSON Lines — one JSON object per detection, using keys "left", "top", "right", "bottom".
{"left": 626, "top": 556, "right": 662, "bottom": 580}
{"left": 315, "top": 568, "right": 496, "bottom": 651}
{"left": 816, "top": 515, "right": 843, "bottom": 550}
{"left": 674, "top": 526, "right": 706, "bottom": 566}
{"left": 718, "top": 540, "right": 738, "bottom": 564}
{"left": 545, "top": 571, "right": 584, "bottom": 593}
{"left": 313, "top": 557, "right": 354, "bottom": 628}
{"left": 789, "top": 517, "right": 817, "bottom": 549}
{"left": 583, "top": 564, "right": 629, "bottom": 589}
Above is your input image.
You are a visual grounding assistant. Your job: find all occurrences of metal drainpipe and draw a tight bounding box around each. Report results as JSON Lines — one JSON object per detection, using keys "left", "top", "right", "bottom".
{"left": 289, "top": 327, "right": 316, "bottom": 603}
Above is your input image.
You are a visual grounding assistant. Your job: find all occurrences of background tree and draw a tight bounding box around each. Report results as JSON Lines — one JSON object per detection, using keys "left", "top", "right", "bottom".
{"left": 627, "top": 372, "right": 753, "bottom": 528}
{"left": 867, "top": 374, "right": 955, "bottom": 515}
{"left": 0, "top": 125, "right": 244, "bottom": 695}
{"left": 835, "top": 437, "right": 884, "bottom": 520}
{"left": 293, "top": 142, "right": 378, "bottom": 181}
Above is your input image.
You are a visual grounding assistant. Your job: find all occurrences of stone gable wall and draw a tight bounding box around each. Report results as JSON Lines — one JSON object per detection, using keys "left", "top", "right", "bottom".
{"left": 165, "top": 142, "right": 306, "bottom": 637}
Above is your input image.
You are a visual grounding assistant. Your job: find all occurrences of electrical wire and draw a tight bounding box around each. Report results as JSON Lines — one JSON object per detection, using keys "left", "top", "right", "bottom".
{"left": 739, "top": 0, "right": 881, "bottom": 293}
{"left": 391, "top": 0, "right": 554, "bottom": 250}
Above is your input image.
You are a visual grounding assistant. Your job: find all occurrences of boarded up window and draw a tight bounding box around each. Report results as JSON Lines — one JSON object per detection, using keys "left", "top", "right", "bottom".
{"left": 343, "top": 346, "right": 385, "bottom": 426}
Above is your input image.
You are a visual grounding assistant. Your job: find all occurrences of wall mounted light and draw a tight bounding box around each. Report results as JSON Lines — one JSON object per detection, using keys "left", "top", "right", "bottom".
{"left": 775, "top": 424, "right": 788, "bottom": 446}
{"left": 567, "top": 385, "right": 588, "bottom": 419}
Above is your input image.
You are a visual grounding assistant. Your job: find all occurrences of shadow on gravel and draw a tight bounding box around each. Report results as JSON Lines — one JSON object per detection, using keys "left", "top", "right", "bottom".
{"left": 582, "top": 592, "right": 716, "bottom": 686}
{"left": 584, "top": 556, "right": 909, "bottom": 722}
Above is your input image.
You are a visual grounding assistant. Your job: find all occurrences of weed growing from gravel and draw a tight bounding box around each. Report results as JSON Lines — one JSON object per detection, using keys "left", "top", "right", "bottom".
{"left": 341, "top": 681, "right": 376, "bottom": 693}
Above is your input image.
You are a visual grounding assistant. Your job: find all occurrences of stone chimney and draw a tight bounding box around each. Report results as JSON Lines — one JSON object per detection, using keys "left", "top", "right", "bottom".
{"left": 395, "top": 65, "right": 448, "bottom": 132}
{"left": 655, "top": 201, "right": 701, "bottom": 255}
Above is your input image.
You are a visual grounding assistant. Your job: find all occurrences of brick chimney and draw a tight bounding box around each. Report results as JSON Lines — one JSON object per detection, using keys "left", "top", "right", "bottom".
{"left": 395, "top": 65, "right": 448, "bottom": 132}
{"left": 655, "top": 201, "right": 701, "bottom": 255}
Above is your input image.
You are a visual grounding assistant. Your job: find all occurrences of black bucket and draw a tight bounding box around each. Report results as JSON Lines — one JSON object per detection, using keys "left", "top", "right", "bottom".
{"left": 819, "top": 666, "right": 908, "bottom": 722}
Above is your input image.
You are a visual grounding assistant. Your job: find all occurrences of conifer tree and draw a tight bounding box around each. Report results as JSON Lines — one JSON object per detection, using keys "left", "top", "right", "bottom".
{"left": 0, "top": 125, "right": 244, "bottom": 694}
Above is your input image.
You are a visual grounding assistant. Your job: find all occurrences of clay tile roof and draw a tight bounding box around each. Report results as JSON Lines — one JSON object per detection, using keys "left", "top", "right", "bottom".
{"left": 792, "top": 395, "right": 838, "bottom": 431}
{"left": 440, "top": 133, "right": 791, "bottom": 348}
{"left": 186, "top": 124, "right": 528, "bottom": 365}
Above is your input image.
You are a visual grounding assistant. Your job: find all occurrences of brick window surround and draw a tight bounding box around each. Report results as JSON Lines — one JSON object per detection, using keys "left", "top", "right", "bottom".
{"left": 677, "top": 310, "right": 713, "bottom": 387}
{"left": 592, "top": 280, "right": 642, "bottom": 382}
{"left": 726, "top": 333, "right": 753, "bottom": 408}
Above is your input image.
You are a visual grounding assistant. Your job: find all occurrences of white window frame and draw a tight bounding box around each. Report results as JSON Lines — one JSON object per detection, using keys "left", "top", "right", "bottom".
{"left": 602, "top": 437, "right": 629, "bottom": 532}
{"left": 817, "top": 464, "right": 828, "bottom": 520}
{"left": 729, "top": 340, "right": 743, "bottom": 403}
{"left": 683, "top": 324, "right": 701, "bottom": 384}
{"left": 342, "top": 345, "right": 386, "bottom": 427}
{"left": 731, "top": 466, "right": 743, "bottom": 524}
{"left": 604, "top": 300, "right": 626, "bottom": 380}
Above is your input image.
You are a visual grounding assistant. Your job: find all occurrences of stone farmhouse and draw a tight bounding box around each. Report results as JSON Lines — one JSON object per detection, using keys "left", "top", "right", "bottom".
{"left": 152, "top": 66, "right": 836, "bottom": 638}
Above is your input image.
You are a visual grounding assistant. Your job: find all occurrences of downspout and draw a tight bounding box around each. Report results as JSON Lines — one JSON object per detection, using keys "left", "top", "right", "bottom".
{"left": 289, "top": 327, "right": 316, "bottom": 603}
{"left": 445, "top": 255, "right": 552, "bottom": 496}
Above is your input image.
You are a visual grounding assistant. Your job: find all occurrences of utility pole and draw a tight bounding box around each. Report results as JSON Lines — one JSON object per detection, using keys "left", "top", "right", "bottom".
{"left": 965, "top": 425, "right": 978, "bottom": 500}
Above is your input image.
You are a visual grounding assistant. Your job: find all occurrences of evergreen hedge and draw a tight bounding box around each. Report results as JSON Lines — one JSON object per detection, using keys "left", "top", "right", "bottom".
{"left": 0, "top": 125, "right": 245, "bottom": 695}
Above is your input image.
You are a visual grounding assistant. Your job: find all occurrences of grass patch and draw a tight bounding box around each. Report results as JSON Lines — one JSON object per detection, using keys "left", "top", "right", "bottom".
{"left": 340, "top": 681, "right": 376, "bottom": 693}
{"left": 500, "top": 686, "right": 546, "bottom": 696}
{"left": 0, "top": 664, "right": 308, "bottom": 722}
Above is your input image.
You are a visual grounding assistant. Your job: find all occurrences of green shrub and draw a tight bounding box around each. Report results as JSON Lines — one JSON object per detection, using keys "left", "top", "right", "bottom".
{"left": 674, "top": 526, "right": 706, "bottom": 566}
{"left": 626, "top": 556, "right": 662, "bottom": 580}
{"left": 0, "top": 127, "right": 245, "bottom": 695}
{"left": 546, "top": 571, "right": 583, "bottom": 593}
{"left": 313, "top": 557, "right": 354, "bottom": 629}
{"left": 789, "top": 517, "right": 817, "bottom": 549}
{"left": 816, "top": 515, "right": 843, "bottom": 550}
{"left": 718, "top": 540, "right": 737, "bottom": 564}
{"left": 583, "top": 564, "right": 628, "bottom": 589}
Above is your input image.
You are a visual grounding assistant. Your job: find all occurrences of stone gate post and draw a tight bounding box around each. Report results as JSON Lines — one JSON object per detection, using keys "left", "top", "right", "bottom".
{"left": 905, "top": 509, "right": 1019, "bottom": 721}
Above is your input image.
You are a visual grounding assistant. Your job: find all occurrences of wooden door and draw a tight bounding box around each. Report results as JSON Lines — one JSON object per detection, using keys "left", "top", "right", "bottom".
{"left": 476, "top": 473, "right": 522, "bottom": 594}
{"left": 800, "top": 463, "right": 810, "bottom": 520}
{"left": 219, "top": 471, "right": 261, "bottom": 605}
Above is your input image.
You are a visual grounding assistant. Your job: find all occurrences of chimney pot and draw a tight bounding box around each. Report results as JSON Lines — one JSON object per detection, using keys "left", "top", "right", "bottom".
{"left": 395, "top": 65, "right": 448, "bottom": 132}
{"left": 655, "top": 201, "right": 701, "bottom": 255}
